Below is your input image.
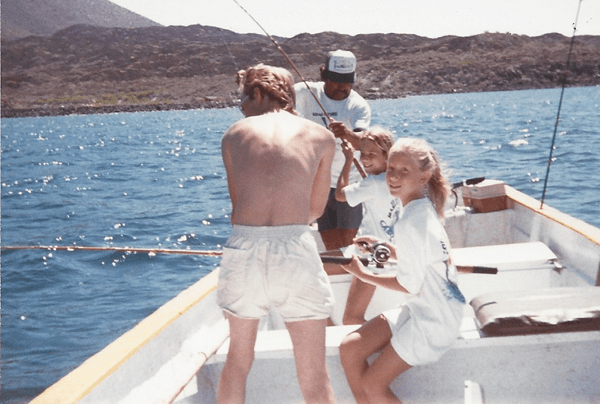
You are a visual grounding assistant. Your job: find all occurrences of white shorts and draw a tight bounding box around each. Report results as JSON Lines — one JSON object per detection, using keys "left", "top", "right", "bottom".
{"left": 217, "top": 225, "right": 335, "bottom": 321}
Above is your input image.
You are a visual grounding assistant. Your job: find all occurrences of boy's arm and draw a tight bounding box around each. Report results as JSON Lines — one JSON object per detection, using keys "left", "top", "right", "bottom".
{"left": 334, "top": 142, "right": 355, "bottom": 202}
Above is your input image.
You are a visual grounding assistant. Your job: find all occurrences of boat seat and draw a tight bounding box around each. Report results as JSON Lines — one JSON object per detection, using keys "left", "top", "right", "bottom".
{"left": 452, "top": 242, "right": 559, "bottom": 303}
{"left": 452, "top": 241, "right": 557, "bottom": 271}
{"left": 470, "top": 286, "right": 600, "bottom": 336}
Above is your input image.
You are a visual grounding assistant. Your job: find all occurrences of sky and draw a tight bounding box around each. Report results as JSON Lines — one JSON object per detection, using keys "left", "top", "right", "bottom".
{"left": 108, "top": 0, "right": 600, "bottom": 38}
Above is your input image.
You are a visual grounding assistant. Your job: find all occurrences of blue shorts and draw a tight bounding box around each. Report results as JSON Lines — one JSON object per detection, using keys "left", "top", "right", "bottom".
{"left": 317, "top": 188, "right": 363, "bottom": 232}
{"left": 217, "top": 225, "right": 335, "bottom": 321}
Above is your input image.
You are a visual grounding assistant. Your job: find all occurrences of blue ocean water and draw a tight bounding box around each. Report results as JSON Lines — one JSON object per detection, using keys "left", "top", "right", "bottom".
{"left": 1, "top": 87, "right": 599, "bottom": 402}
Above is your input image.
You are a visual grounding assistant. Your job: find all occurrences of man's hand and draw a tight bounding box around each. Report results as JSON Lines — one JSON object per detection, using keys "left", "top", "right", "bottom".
{"left": 328, "top": 119, "right": 363, "bottom": 149}
{"left": 328, "top": 120, "right": 351, "bottom": 139}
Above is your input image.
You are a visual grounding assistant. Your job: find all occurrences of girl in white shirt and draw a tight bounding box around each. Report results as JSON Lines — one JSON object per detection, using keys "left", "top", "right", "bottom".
{"left": 334, "top": 126, "right": 400, "bottom": 325}
{"left": 339, "top": 137, "right": 465, "bottom": 404}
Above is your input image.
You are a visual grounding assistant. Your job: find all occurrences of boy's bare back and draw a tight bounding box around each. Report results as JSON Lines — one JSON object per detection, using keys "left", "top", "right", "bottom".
{"left": 222, "top": 111, "right": 335, "bottom": 227}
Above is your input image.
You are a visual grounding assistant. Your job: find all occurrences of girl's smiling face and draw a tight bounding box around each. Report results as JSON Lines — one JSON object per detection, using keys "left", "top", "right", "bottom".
{"left": 386, "top": 149, "right": 429, "bottom": 205}
{"left": 359, "top": 138, "right": 388, "bottom": 175}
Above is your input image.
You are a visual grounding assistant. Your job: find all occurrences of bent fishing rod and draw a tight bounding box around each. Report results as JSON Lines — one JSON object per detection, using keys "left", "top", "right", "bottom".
{"left": 232, "top": 0, "right": 366, "bottom": 178}
{"left": 1, "top": 244, "right": 497, "bottom": 274}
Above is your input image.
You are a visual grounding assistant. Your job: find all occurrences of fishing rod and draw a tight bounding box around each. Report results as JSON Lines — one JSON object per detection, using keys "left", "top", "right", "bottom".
{"left": 231, "top": 0, "right": 366, "bottom": 178}
{"left": 540, "top": 0, "right": 582, "bottom": 209}
{"left": 1, "top": 245, "right": 223, "bottom": 256}
{"left": 320, "top": 244, "right": 497, "bottom": 275}
{"left": 1, "top": 244, "right": 497, "bottom": 274}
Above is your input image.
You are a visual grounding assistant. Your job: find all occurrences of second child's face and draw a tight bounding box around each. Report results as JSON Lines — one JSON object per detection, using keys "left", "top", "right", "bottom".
{"left": 359, "top": 138, "right": 387, "bottom": 175}
{"left": 386, "top": 150, "right": 428, "bottom": 205}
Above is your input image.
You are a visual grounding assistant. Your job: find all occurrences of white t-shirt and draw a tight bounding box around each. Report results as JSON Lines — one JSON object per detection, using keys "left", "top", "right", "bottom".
{"left": 294, "top": 82, "right": 371, "bottom": 187}
{"left": 344, "top": 172, "right": 402, "bottom": 243}
{"left": 383, "top": 198, "right": 465, "bottom": 366}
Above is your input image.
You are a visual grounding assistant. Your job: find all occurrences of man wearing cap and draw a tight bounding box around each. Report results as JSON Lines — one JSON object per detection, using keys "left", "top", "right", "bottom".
{"left": 294, "top": 50, "right": 372, "bottom": 251}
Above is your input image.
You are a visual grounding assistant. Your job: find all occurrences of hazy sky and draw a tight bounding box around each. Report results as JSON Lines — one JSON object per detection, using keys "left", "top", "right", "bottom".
{"left": 108, "top": 0, "right": 600, "bottom": 38}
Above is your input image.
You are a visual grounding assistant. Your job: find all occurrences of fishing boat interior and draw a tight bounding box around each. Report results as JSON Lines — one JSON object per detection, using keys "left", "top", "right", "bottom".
{"left": 35, "top": 179, "right": 599, "bottom": 404}
{"left": 188, "top": 181, "right": 600, "bottom": 404}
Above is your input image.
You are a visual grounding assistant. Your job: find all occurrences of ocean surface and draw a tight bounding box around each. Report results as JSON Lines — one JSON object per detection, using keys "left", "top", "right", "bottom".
{"left": 2, "top": 86, "right": 599, "bottom": 402}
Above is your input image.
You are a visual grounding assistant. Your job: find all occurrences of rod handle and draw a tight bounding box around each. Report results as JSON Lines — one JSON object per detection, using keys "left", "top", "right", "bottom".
{"left": 320, "top": 255, "right": 369, "bottom": 266}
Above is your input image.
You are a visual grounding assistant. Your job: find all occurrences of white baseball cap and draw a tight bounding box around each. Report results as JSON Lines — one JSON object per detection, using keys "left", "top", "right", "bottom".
{"left": 323, "top": 50, "right": 356, "bottom": 83}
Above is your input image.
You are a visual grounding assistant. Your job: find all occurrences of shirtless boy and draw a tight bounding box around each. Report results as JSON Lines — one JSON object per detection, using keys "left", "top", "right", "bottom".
{"left": 217, "top": 64, "right": 337, "bottom": 404}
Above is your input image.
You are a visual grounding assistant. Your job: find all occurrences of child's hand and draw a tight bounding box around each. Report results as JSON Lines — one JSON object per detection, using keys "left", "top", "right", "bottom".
{"left": 341, "top": 141, "right": 355, "bottom": 161}
{"left": 354, "top": 236, "right": 397, "bottom": 260}
{"left": 341, "top": 255, "right": 367, "bottom": 277}
{"left": 354, "top": 236, "right": 381, "bottom": 253}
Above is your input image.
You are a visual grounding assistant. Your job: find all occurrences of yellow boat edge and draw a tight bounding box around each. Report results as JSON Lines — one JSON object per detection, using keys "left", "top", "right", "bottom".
{"left": 505, "top": 186, "right": 600, "bottom": 247}
{"left": 29, "top": 269, "right": 221, "bottom": 404}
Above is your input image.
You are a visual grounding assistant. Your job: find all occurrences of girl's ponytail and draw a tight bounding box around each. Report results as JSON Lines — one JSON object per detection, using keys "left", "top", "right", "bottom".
{"left": 393, "top": 138, "right": 449, "bottom": 218}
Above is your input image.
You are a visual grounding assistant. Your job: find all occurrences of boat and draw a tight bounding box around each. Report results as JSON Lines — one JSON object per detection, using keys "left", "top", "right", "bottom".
{"left": 29, "top": 179, "right": 600, "bottom": 404}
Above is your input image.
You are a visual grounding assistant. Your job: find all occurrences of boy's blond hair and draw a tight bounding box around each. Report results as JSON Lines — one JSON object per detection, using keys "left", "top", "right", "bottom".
{"left": 363, "top": 126, "right": 394, "bottom": 157}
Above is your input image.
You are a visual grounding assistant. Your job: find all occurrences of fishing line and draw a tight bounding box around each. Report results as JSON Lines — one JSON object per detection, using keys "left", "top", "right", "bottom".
{"left": 231, "top": 0, "right": 366, "bottom": 178}
{"left": 218, "top": 28, "right": 240, "bottom": 71}
{"left": 540, "top": 0, "right": 583, "bottom": 209}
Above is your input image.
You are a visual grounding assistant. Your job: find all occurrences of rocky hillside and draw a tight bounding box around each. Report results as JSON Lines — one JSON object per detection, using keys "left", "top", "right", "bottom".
{"left": 1, "top": 0, "right": 161, "bottom": 40}
{"left": 2, "top": 24, "right": 599, "bottom": 117}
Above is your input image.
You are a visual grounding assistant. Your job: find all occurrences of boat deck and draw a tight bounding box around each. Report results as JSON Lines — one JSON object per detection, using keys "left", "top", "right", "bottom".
{"left": 185, "top": 186, "right": 600, "bottom": 403}
{"left": 186, "top": 235, "right": 600, "bottom": 404}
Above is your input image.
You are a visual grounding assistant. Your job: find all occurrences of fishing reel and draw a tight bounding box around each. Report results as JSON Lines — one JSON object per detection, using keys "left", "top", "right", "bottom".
{"left": 358, "top": 241, "right": 391, "bottom": 268}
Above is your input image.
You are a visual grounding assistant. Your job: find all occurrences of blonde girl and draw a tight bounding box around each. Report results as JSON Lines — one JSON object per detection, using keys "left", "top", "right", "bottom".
{"left": 340, "top": 137, "right": 465, "bottom": 404}
{"left": 333, "top": 126, "right": 400, "bottom": 325}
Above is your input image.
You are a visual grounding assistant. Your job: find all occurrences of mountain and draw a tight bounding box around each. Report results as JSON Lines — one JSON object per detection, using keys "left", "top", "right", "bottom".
{"left": 2, "top": 24, "right": 599, "bottom": 117}
{"left": 1, "top": 0, "right": 161, "bottom": 40}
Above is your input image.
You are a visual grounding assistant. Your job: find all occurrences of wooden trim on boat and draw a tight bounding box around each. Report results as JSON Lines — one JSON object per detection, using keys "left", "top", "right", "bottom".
{"left": 505, "top": 186, "right": 600, "bottom": 246}
{"left": 30, "top": 269, "right": 221, "bottom": 404}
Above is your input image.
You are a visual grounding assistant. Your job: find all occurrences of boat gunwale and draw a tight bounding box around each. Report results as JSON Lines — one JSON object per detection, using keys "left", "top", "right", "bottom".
{"left": 505, "top": 186, "right": 600, "bottom": 247}
{"left": 30, "top": 269, "right": 221, "bottom": 404}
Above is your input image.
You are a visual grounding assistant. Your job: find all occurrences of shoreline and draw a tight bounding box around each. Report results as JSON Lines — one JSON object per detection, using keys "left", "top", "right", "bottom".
{"left": 1, "top": 99, "right": 239, "bottom": 118}
{"left": 3, "top": 84, "right": 597, "bottom": 119}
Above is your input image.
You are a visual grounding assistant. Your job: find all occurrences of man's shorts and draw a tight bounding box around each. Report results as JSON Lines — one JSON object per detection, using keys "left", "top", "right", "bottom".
{"left": 217, "top": 225, "right": 335, "bottom": 321}
{"left": 317, "top": 188, "right": 363, "bottom": 232}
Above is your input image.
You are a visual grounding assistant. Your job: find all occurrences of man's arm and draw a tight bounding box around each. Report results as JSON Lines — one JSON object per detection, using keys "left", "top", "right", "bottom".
{"left": 309, "top": 132, "right": 336, "bottom": 223}
{"left": 333, "top": 95, "right": 371, "bottom": 148}
{"left": 221, "top": 130, "right": 237, "bottom": 225}
{"left": 328, "top": 121, "right": 364, "bottom": 149}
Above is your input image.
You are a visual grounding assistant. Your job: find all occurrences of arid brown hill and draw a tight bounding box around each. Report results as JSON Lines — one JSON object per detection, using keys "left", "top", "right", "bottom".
{"left": 1, "top": 0, "right": 161, "bottom": 40}
{"left": 2, "top": 24, "right": 599, "bottom": 117}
